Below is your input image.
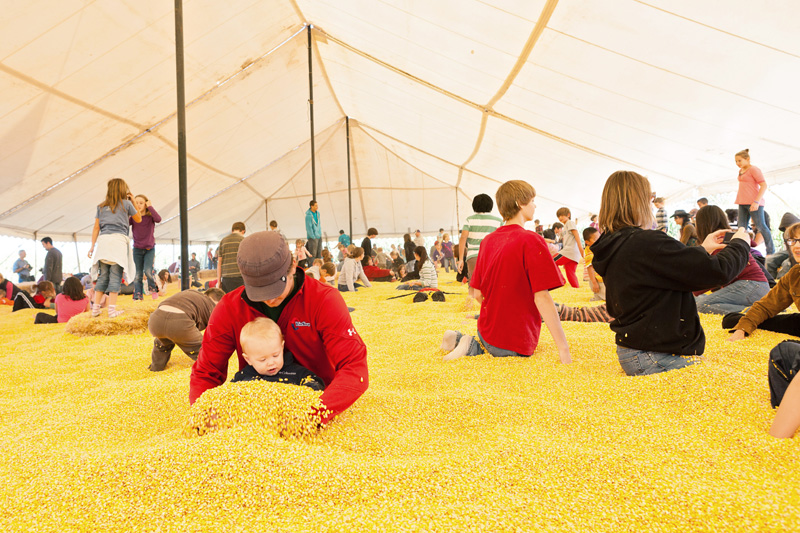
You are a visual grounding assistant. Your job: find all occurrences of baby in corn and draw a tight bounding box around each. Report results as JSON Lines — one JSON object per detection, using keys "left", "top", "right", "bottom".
{"left": 231, "top": 317, "right": 325, "bottom": 391}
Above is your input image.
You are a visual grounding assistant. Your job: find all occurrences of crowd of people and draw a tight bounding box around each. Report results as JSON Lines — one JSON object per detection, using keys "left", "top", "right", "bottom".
{"left": 3, "top": 148, "right": 799, "bottom": 438}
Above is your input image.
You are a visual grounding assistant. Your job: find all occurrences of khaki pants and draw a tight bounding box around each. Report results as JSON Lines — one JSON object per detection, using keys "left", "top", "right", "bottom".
{"left": 147, "top": 309, "right": 203, "bottom": 371}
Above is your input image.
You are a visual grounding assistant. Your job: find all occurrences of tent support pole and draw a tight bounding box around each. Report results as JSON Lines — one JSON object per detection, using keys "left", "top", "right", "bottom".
{"left": 307, "top": 25, "right": 317, "bottom": 202}
{"left": 174, "top": 0, "right": 190, "bottom": 291}
{"left": 346, "top": 116, "right": 352, "bottom": 240}
{"left": 265, "top": 199, "right": 269, "bottom": 229}
{"left": 73, "top": 233, "right": 81, "bottom": 273}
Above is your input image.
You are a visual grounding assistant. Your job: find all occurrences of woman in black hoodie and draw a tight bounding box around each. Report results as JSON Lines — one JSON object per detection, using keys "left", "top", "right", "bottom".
{"left": 591, "top": 171, "right": 751, "bottom": 376}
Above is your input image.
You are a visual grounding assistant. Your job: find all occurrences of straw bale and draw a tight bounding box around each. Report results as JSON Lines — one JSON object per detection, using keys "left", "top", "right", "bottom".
{"left": 65, "top": 309, "right": 152, "bottom": 336}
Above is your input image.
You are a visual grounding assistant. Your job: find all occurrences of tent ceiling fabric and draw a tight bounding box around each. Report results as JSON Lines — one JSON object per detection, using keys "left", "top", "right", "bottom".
{"left": 1, "top": 0, "right": 799, "bottom": 242}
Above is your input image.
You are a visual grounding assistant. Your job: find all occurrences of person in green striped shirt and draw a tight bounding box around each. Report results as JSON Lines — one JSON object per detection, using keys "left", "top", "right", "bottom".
{"left": 457, "top": 194, "right": 503, "bottom": 279}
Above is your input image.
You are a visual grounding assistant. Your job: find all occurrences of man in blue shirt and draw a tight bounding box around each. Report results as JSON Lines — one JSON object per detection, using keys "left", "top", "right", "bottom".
{"left": 13, "top": 250, "right": 33, "bottom": 282}
{"left": 305, "top": 200, "right": 322, "bottom": 260}
{"left": 338, "top": 230, "right": 350, "bottom": 247}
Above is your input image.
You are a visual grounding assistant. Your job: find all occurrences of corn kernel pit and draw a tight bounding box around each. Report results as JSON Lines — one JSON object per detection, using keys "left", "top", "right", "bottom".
{"left": 1, "top": 273, "right": 798, "bottom": 530}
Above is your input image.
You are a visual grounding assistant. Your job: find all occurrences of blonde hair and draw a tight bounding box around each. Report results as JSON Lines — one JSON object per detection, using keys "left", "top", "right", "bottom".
{"left": 496, "top": 180, "right": 536, "bottom": 221}
{"left": 134, "top": 194, "right": 151, "bottom": 217}
{"left": 598, "top": 171, "right": 655, "bottom": 233}
{"left": 99, "top": 178, "right": 130, "bottom": 213}
{"left": 442, "top": 233, "right": 450, "bottom": 241}
{"left": 735, "top": 148, "right": 750, "bottom": 160}
{"left": 240, "top": 317, "right": 283, "bottom": 349}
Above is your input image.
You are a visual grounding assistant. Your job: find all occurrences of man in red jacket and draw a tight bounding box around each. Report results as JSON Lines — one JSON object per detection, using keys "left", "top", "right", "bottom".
{"left": 190, "top": 231, "right": 368, "bottom": 425}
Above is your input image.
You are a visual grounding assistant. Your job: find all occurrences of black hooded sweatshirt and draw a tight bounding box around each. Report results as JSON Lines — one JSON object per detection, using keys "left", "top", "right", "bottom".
{"left": 591, "top": 227, "right": 749, "bottom": 355}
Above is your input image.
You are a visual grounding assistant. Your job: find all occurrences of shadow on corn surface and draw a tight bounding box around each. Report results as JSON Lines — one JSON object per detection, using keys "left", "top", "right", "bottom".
{"left": 0, "top": 273, "right": 798, "bottom": 531}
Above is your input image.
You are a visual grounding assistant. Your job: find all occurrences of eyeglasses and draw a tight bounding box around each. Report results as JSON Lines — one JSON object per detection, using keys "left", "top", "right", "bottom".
{"left": 785, "top": 239, "right": 800, "bottom": 246}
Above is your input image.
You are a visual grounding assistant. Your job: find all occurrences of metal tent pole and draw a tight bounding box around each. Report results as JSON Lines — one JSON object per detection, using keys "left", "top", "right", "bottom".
{"left": 174, "top": 0, "right": 190, "bottom": 290}
{"left": 73, "top": 233, "right": 81, "bottom": 272}
{"left": 346, "top": 117, "right": 352, "bottom": 240}
{"left": 307, "top": 25, "right": 317, "bottom": 202}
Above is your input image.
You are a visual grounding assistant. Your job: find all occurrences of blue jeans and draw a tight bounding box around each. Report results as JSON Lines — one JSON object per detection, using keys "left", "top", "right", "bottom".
{"left": 738, "top": 205, "right": 774, "bottom": 254}
{"left": 307, "top": 238, "right": 322, "bottom": 260}
{"left": 441, "top": 257, "right": 455, "bottom": 273}
{"left": 694, "top": 279, "right": 770, "bottom": 315}
{"left": 766, "top": 250, "right": 790, "bottom": 279}
{"left": 96, "top": 262, "right": 123, "bottom": 294}
{"left": 133, "top": 247, "right": 157, "bottom": 294}
{"left": 617, "top": 346, "right": 702, "bottom": 376}
{"left": 454, "top": 330, "right": 525, "bottom": 357}
{"left": 338, "top": 283, "right": 363, "bottom": 292}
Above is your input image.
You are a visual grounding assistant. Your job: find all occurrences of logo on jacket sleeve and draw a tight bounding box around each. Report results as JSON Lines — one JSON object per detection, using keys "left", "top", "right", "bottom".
{"left": 291, "top": 321, "right": 311, "bottom": 330}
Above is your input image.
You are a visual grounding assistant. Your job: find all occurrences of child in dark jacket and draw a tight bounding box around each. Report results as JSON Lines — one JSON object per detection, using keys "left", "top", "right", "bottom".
{"left": 591, "top": 170, "right": 751, "bottom": 376}
{"left": 231, "top": 317, "right": 325, "bottom": 391}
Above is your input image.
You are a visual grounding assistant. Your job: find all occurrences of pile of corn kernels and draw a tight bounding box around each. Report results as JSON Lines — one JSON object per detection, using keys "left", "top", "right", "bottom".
{"left": 1, "top": 273, "right": 798, "bottom": 531}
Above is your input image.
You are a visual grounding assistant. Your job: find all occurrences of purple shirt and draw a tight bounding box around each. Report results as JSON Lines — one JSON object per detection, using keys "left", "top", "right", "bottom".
{"left": 130, "top": 207, "right": 161, "bottom": 249}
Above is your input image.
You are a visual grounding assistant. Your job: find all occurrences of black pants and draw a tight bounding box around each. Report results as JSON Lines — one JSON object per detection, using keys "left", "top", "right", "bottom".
{"left": 220, "top": 276, "right": 244, "bottom": 294}
{"left": 758, "top": 314, "right": 800, "bottom": 336}
{"left": 34, "top": 312, "right": 58, "bottom": 324}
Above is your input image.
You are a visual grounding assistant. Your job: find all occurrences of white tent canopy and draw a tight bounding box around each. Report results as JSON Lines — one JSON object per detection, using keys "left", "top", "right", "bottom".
{"left": 2, "top": 0, "right": 800, "bottom": 243}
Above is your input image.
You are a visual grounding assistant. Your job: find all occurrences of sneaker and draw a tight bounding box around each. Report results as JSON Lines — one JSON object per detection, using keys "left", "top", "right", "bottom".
{"left": 152, "top": 292, "right": 159, "bottom": 300}
{"left": 133, "top": 292, "right": 142, "bottom": 301}
{"left": 108, "top": 309, "right": 125, "bottom": 318}
{"left": 721, "top": 312, "right": 744, "bottom": 329}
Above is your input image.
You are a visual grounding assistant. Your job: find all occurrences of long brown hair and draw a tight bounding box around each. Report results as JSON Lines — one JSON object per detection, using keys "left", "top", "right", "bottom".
{"left": 99, "top": 178, "right": 130, "bottom": 213}
{"left": 598, "top": 171, "right": 654, "bottom": 234}
{"left": 61, "top": 276, "right": 86, "bottom": 301}
{"left": 680, "top": 224, "right": 698, "bottom": 246}
{"left": 695, "top": 205, "right": 730, "bottom": 242}
{"left": 135, "top": 194, "right": 151, "bottom": 217}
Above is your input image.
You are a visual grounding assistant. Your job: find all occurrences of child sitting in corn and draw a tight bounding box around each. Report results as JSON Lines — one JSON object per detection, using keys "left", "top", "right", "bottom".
{"left": 583, "top": 227, "right": 605, "bottom": 301}
{"left": 231, "top": 317, "right": 325, "bottom": 391}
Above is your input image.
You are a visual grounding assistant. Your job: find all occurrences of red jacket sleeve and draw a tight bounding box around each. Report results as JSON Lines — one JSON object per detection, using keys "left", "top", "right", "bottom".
{"left": 189, "top": 298, "right": 238, "bottom": 404}
{"left": 314, "top": 290, "right": 369, "bottom": 423}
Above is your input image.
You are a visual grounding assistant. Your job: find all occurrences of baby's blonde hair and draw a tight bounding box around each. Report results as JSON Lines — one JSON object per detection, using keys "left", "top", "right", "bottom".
{"left": 240, "top": 317, "right": 283, "bottom": 349}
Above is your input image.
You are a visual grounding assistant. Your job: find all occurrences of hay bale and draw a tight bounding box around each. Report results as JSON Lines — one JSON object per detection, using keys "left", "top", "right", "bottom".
{"left": 65, "top": 309, "right": 151, "bottom": 336}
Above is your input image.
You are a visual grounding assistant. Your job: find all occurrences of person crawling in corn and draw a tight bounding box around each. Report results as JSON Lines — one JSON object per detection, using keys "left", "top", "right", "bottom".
{"left": 232, "top": 317, "right": 324, "bottom": 391}
{"left": 190, "top": 231, "right": 368, "bottom": 426}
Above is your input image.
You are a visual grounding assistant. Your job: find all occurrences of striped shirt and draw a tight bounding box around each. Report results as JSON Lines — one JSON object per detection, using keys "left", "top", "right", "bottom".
{"left": 419, "top": 259, "right": 438, "bottom": 288}
{"left": 655, "top": 207, "right": 667, "bottom": 232}
{"left": 218, "top": 232, "right": 244, "bottom": 278}
{"left": 462, "top": 213, "right": 503, "bottom": 262}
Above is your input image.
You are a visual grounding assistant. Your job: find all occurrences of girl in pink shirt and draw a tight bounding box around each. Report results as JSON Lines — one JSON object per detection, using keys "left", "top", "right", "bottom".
{"left": 735, "top": 148, "right": 774, "bottom": 254}
{"left": 34, "top": 277, "right": 89, "bottom": 324}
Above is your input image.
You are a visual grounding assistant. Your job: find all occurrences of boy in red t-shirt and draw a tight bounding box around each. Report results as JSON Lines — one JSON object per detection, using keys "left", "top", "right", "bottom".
{"left": 441, "top": 181, "right": 572, "bottom": 363}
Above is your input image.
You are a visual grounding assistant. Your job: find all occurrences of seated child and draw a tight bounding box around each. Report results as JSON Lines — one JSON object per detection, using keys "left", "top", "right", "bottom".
{"left": 320, "top": 262, "right": 337, "bottom": 286}
{"left": 363, "top": 256, "right": 394, "bottom": 282}
{"left": 339, "top": 247, "right": 372, "bottom": 292}
{"left": 0, "top": 274, "right": 22, "bottom": 306}
{"left": 13, "top": 281, "right": 55, "bottom": 312}
{"left": 306, "top": 258, "right": 324, "bottom": 280}
{"left": 34, "top": 276, "right": 90, "bottom": 324}
{"left": 231, "top": 317, "right": 325, "bottom": 391}
{"left": 583, "top": 227, "right": 605, "bottom": 301}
